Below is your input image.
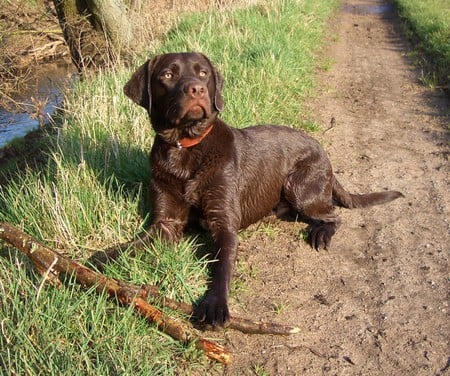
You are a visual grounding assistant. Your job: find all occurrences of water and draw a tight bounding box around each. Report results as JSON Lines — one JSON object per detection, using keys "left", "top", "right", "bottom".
{"left": 341, "top": 2, "right": 394, "bottom": 15}
{"left": 0, "top": 61, "right": 74, "bottom": 148}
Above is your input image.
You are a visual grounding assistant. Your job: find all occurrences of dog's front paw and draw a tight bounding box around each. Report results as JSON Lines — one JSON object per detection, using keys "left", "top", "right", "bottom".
{"left": 308, "top": 222, "right": 336, "bottom": 251}
{"left": 195, "top": 293, "right": 230, "bottom": 327}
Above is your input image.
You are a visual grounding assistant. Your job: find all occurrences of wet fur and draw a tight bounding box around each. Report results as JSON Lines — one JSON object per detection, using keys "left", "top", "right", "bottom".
{"left": 100, "top": 52, "right": 403, "bottom": 327}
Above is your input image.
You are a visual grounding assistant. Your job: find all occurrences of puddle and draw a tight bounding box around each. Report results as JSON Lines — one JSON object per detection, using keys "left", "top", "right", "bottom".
{"left": 0, "top": 61, "right": 74, "bottom": 148}
{"left": 341, "top": 2, "right": 394, "bottom": 15}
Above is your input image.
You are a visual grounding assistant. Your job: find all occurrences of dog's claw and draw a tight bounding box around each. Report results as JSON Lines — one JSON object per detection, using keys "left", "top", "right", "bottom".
{"left": 195, "top": 293, "right": 230, "bottom": 327}
{"left": 309, "top": 223, "right": 335, "bottom": 251}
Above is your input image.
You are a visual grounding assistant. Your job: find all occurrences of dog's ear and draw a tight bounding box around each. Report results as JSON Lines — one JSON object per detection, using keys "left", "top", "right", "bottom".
{"left": 123, "top": 56, "right": 160, "bottom": 110}
{"left": 212, "top": 67, "right": 224, "bottom": 112}
{"left": 199, "top": 53, "right": 224, "bottom": 112}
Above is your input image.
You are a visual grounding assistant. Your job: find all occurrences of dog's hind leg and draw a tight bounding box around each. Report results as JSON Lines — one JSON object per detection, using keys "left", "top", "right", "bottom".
{"left": 283, "top": 161, "right": 341, "bottom": 250}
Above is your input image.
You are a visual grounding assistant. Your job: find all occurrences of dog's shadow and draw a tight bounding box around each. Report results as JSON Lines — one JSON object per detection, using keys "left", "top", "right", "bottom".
{"left": 74, "top": 134, "right": 153, "bottom": 223}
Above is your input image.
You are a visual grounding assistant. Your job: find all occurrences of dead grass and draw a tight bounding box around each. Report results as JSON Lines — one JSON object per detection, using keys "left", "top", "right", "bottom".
{"left": 0, "top": 0, "right": 66, "bottom": 109}
{"left": 128, "top": 0, "right": 261, "bottom": 60}
{"left": 0, "top": 0, "right": 257, "bottom": 108}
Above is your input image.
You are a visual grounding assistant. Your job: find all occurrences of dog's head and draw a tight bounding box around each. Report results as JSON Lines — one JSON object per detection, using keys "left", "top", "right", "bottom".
{"left": 124, "top": 52, "right": 224, "bottom": 138}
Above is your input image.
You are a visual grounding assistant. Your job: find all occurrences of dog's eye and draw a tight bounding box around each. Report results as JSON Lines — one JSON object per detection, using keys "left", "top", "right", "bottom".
{"left": 199, "top": 70, "right": 208, "bottom": 78}
{"left": 163, "top": 72, "right": 173, "bottom": 79}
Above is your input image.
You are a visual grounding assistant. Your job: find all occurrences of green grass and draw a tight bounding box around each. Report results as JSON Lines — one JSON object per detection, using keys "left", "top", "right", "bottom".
{"left": 0, "top": 0, "right": 339, "bottom": 373}
{"left": 0, "top": 248, "right": 206, "bottom": 375}
{"left": 394, "top": 0, "right": 450, "bottom": 88}
{"left": 160, "top": 0, "right": 338, "bottom": 128}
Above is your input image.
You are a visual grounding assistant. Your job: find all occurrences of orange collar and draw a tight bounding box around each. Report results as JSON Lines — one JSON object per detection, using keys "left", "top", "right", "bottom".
{"left": 176, "top": 124, "right": 214, "bottom": 149}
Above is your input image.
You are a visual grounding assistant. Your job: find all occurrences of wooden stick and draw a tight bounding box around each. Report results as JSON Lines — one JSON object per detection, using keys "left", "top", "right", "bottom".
{"left": 0, "top": 222, "right": 232, "bottom": 365}
{"left": 0, "top": 222, "right": 300, "bottom": 358}
{"left": 0, "top": 222, "right": 300, "bottom": 335}
{"left": 137, "top": 284, "right": 300, "bottom": 335}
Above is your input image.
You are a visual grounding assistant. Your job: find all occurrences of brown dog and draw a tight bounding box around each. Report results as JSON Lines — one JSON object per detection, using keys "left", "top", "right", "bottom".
{"left": 113, "top": 52, "right": 402, "bottom": 327}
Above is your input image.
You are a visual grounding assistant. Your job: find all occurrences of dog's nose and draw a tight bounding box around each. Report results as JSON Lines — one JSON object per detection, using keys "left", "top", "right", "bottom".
{"left": 186, "top": 84, "right": 206, "bottom": 99}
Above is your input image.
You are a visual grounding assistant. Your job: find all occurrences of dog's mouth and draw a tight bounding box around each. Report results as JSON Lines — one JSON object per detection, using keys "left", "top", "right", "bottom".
{"left": 176, "top": 101, "right": 211, "bottom": 125}
{"left": 185, "top": 104, "right": 206, "bottom": 119}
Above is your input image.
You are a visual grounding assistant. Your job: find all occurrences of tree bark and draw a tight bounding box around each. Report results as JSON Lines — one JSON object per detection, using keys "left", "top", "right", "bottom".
{"left": 52, "top": 0, "right": 134, "bottom": 71}
{"left": 87, "top": 0, "right": 133, "bottom": 52}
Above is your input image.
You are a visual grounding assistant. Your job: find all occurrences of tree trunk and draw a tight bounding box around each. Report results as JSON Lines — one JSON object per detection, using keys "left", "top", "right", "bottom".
{"left": 87, "top": 0, "right": 133, "bottom": 52}
{"left": 53, "top": 0, "right": 134, "bottom": 71}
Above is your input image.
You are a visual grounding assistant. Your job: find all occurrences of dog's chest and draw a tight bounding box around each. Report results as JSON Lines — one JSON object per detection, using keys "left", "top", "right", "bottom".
{"left": 153, "top": 146, "right": 213, "bottom": 206}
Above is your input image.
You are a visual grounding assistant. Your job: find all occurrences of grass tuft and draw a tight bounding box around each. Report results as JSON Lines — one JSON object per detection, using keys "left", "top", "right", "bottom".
{"left": 394, "top": 0, "right": 450, "bottom": 89}
{"left": 160, "top": 0, "right": 339, "bottom": 127}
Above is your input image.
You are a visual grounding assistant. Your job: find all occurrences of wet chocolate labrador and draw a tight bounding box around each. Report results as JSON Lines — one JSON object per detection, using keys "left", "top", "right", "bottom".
{"left": 100, "top": 52, "right": 402, "bottom": 327}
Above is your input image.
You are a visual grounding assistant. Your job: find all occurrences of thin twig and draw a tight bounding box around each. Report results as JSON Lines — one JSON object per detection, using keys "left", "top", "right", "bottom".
{"left": 8, "top": 30, "right": 63, "bottom": 35}
{"left": 322, "top": 116, "right": 336, "bottom": 134}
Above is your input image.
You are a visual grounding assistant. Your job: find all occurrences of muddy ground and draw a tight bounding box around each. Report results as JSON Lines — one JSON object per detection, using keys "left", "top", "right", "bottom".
{"left": 217, "top": 0, "right": 449, "bottom": 375}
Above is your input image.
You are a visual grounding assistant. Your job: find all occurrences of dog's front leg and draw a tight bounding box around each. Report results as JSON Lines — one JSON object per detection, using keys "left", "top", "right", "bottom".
{"left": 148, "top": 175, "right": 192, "bottom": 238}
{"left": 195, "top": 228, "right": 238, "bottom": 327}
{"left": 89, "top": 182, "right": 189, "bottom": 268}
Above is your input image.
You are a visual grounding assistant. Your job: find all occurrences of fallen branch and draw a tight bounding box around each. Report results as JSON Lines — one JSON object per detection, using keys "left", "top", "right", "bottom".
{"left": 138, "top": 285, "right": 300, "bottom": 335}
{"left": 0, "top": 222, "right": 231, "bottom": 365}
{"left": 8, "top": 29, "right": 63, "bottom": 35}
{"left": 0, "top": 223, "right": 300, "bottom": 361}
{"left": 26, "top": 40, "right": 65, "bottom": 56}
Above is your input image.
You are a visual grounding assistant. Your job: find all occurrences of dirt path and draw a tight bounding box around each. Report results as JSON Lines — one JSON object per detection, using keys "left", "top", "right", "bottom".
{"left": 220, "top": 0, "right": 449, "bottom": 374}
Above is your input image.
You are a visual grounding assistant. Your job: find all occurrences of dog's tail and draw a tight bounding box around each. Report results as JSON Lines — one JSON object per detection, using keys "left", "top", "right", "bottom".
{"left": 332, "top": 176, "right": 403, "bottom": 209}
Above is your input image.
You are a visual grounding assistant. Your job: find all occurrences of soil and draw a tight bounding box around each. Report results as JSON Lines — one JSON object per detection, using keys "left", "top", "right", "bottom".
{"left": 217, "top": 0, "right": 450, "bottom": 374}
